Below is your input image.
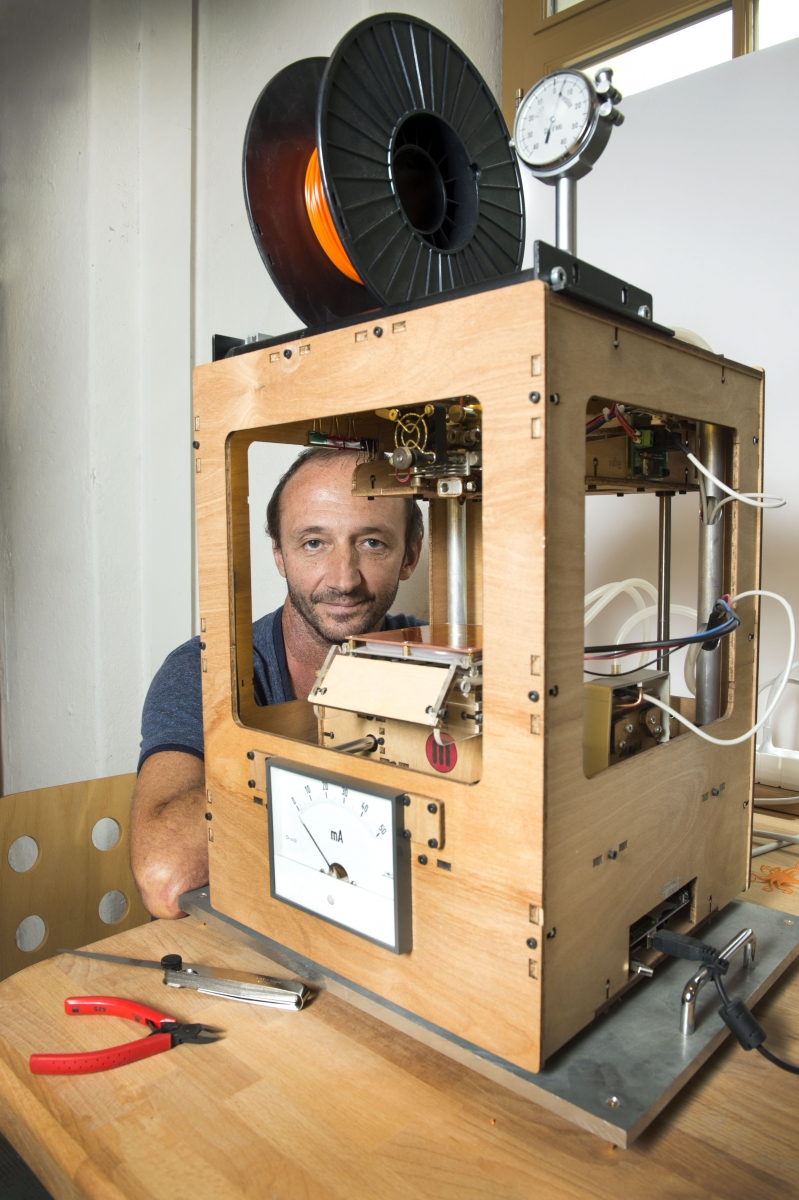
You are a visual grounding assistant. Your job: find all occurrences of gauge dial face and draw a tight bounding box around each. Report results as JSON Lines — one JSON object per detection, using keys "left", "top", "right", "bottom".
{"left": 514, "top": 71, "right": 593, "bottom": 170}
{"left": 267, "top": 761, "right": 411, "bottom": 953}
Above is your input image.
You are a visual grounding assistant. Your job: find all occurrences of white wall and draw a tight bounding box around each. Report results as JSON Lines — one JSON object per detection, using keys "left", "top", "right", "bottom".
{"left": 0, "top": 0, "right": 193, "bottom": 793}
{"left": 525, "top": 38, "right": 799, "bottom": 725}
{"left": 0, "top": 0, "right": 499, "bottom": 792}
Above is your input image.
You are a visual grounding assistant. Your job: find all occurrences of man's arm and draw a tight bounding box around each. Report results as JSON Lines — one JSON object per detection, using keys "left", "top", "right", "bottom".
{"left": 130, "top": 750, "right": 208, "bottom": 919}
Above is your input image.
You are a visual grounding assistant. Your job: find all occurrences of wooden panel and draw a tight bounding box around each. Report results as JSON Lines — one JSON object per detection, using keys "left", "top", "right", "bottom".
{"left": 1, "top": 912, "right": 799, "bottom": 1199}
{"left": 319, "top": 655, "right": 450, "bottom": 726}
{"left": 195, "top": 287, "right": 547, "bottom": 1072}
{"left": 193, "top": 282, "right": 762, "bottom": 1076}
{"left": 541, "top": 296, "right": 762, "bottom": 1058}
{"left": 0, "top": 775, "right": 149, "bottom": 980}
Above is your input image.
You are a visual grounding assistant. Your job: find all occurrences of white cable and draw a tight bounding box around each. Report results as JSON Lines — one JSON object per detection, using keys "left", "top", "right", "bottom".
{"left": 686, "top": 452, "right": 785, "bottom": 521}
{"left": 615, "top": 602, "right": 697, "bottom": 670}
{"left": 756, "top": 667, "right": 799, "bottom": 751}
{"left": 644, "top": 591, "right": 795, "bottom": 747}
{"left": 614, "top": 603, "right": 697, "bottom": 644}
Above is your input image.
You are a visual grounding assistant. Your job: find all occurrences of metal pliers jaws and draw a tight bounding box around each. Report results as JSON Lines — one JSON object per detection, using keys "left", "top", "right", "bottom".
{"left": 29, "top": 996, "right": 222, "bottom": 1075}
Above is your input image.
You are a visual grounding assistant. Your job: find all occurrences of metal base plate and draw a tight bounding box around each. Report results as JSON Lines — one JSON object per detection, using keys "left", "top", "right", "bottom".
{"left": 179, "top": 890, "right": 799, "bottom": 1146}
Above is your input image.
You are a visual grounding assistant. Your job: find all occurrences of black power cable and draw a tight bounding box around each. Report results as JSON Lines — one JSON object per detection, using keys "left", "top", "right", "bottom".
{"left": 652, "top": 929, "right": 799, "bottom": 1075}
{"left": 585, "top": 606, "right": 739, "bottom": 658}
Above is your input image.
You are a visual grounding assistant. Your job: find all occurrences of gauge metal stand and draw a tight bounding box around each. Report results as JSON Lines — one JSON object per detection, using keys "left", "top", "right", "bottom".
{"left": 514, "top": 67, "right": 624, "bottom": 256}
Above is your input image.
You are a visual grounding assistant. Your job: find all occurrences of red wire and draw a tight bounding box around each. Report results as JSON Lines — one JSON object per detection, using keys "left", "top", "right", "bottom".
{"left": 614, "top": 409, "right": 641, "bottom": 441}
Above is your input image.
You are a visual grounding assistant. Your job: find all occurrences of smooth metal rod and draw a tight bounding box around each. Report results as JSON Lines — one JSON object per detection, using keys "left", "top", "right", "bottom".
{"left": 334, "top": 735, "right": 380, "bottom": 755}
{"left": 555, "top": 176, "right": 577, "bottom": 255}
{"left": 447, "top": 497, "right": 467, "bottom": 626}
{"left": 696, "top": 423, "right": 726, "bottom": 725}
{"left": 657, "top": 494, "right": 672, "bottom": 672}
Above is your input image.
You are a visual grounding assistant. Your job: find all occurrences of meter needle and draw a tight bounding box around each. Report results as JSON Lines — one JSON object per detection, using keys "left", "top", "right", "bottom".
{"left": 292, "top": 798, "right": 334, "bottom": 872}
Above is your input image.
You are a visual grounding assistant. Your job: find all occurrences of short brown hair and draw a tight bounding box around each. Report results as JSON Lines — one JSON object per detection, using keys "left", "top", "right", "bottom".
{"left": 266, "top": 447, "right": 424, "bottom": 558}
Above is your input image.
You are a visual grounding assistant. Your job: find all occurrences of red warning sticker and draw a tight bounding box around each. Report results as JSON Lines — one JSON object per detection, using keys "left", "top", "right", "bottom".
{"left": 425, "top": 732, "right": 457, "bottom": 773}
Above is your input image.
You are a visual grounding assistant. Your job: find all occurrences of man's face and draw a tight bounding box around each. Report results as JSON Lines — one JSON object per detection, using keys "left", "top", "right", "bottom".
{"left": 273, "top": 454, "right": 421, "bottom": 643}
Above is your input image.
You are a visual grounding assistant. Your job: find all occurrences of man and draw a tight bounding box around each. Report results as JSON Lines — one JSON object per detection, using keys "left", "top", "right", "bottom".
{"left": 130, "top": 448, "right": 425, "bottom": 918}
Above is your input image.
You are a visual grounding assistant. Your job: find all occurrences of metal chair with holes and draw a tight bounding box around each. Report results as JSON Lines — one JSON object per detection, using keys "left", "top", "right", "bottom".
{"left": 0, "top": 775, "right": 150, "bottom": 980}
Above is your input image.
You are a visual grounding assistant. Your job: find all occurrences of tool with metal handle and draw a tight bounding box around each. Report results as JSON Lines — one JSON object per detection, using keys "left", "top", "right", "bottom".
{"left": 58, "top": 949, "right": 311, "bottom": 1010}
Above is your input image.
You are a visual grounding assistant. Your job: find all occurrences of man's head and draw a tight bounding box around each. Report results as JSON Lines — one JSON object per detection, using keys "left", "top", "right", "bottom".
{"left": 266, "top": 448, "right": 423, "bottom": 644}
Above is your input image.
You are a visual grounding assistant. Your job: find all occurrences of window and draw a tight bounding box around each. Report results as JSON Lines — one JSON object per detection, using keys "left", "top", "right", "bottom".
{"left": 577, "top": 9, "right": 733, "bottom": 97}
{"left": 502, "top": 2, "right": 757, "bottom": 121}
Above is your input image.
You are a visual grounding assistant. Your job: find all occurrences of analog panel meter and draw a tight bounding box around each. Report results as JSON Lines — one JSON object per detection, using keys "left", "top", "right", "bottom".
{"left": 267, "top": 759, "right": 412, "bottom": 954}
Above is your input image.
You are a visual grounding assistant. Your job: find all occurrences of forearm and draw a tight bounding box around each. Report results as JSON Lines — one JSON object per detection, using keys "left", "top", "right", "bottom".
{"left": 130, "top": 753, "right": 209, "bottom": 919}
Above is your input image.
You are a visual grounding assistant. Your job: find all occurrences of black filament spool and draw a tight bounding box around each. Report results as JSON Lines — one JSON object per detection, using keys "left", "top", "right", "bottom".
{"left": 243, "top": 14, "right": 525, "bottom": 327}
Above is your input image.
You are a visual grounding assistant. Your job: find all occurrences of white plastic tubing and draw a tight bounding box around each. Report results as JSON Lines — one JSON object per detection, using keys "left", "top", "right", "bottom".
{"left": 644, "top": 591, "right": 795, "bottom": 747}
{"left": 584, "top": 579, "right": 697, "bottom": 681}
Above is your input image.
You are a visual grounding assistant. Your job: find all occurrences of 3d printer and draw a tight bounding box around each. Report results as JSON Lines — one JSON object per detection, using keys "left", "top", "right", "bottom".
{"left": 187, "top": 14, "right": 786, "bottom": 1145}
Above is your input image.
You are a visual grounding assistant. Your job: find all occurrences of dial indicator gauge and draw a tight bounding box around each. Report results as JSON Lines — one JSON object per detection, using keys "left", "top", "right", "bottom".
{"left": 267, "top": 759, "right": 412, "bottom": 953}
{"left": 514, "top": 71, "right": 596, "bottom": 174}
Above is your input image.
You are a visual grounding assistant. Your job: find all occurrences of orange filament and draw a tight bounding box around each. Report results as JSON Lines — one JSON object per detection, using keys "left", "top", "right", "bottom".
{"left": 304, "top": 148, "right": 362, "bottom": 284}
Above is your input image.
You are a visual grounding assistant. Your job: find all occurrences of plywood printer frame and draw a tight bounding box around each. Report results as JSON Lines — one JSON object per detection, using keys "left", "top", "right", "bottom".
{"left": 193, "top": 276, "right": 763, "bottom": 1071}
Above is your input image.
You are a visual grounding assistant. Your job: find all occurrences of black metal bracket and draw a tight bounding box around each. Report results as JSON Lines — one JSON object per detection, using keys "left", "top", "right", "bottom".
{"left": 533, "top": 241, "right": 673, "bottom": 335}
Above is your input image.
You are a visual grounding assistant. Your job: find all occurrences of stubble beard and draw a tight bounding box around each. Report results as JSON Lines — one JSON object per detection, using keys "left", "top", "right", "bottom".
{"left": 286, "top": 578, "right": 401, "bottom": 646}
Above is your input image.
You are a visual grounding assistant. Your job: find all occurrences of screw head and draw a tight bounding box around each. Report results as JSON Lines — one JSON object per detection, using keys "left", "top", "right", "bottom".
{"left": 528, "top": 690, "right": 539, "bottom": 702}
{"left": 529, "top": 391, "right": 540, "bottom": 403}
{"left": 549, "top": 686, "right": 559, "bottom": 696}
{"left": 605, "top": 1096, "right": 622, "bottom": 1109}
{"left": 417, "top": 854, "right": 428, "bottom": 865}
{"left": 247, "top": 780, "right": 256, "bottom": 789}
{"left": 526, "top": 937, "right": 538, "bottom": 949}
{"left": 204, "top": 811, "right": 212, "bottom": 820}
{"left": 748, "top": 633, "right": 754, "bottom": 641}
{"left": 192, "top": 440, "right": 200, "bottom": 449}
{"left": 373, "top": 326, "right": 383, "bottom": 337}
{"left": 247, "top": 751, "right": 255, "bottom": 760}
{"left": 549, "top": 393, "right": 560, "bottom": 405}
{"left": 712, "top": 787, "right": 720, "bottom": 796}
{"left": 402, "top": 830, "right": 412, "bottom": 840}
{"left": 199, "top": 641, "right": 206, "bottom": 650}
{"left": 743, "top": 800, "right": 749, "bottom": 808}
{"left": 402, "top": 795, "right": 411, "bottom": 806}
{"left": 546, "top": 927, "right": 557, "bottom": 939}
{"left": 427, "top": 802, "right": 438, "bottom": 813}
{"left": 428, "top": 838, "right": 439, "bottom": 849}
{"left": 607, "top": 849, "right": 618, "bottom": 859}
{"left": 753, "top": 436, "right": 759, "bottom": 444}
{"left": 283, "top": 348, "right": 292, "bottom": 359}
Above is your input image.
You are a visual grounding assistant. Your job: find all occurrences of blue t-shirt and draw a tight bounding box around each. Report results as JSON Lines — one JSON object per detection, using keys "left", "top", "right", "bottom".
{"left": 138, "top": 605, "right": 425, "bottom": 770}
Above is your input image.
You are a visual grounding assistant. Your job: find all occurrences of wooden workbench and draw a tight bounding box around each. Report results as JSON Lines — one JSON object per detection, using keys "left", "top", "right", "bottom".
{"left": 1, "top": 830, "right": 799, "bottom": 1200}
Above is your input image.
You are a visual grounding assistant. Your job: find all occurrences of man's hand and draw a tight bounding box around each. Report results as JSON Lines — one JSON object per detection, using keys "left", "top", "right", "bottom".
{"left": 130, "top": 751, "right": 208, "bottom": 919}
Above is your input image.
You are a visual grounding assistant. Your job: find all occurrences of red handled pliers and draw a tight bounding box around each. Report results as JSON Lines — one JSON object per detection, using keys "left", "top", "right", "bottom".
{"left": 29, "top": 996, "right": 221, "bottom": 1075}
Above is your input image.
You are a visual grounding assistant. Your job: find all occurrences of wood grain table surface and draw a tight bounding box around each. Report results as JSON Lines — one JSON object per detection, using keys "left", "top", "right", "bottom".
{"left": 2, "top": 814, "right": 799, "bottom": 1200}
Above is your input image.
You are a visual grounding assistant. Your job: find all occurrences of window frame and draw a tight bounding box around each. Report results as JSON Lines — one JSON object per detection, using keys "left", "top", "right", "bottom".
{"left": 502, "top": 0, "right": 757, "bottom": 123}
